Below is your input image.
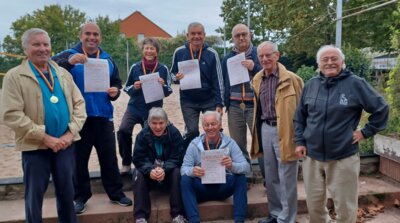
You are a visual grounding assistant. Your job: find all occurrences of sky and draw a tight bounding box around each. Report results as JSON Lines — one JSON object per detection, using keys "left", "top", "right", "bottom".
{"left": 0, "top": 0, "right": 225, "bottom": 43}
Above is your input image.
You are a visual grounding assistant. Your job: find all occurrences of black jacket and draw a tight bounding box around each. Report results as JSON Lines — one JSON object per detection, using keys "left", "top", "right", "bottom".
{"left": 132, "top": 124, "right": 184, "bottom": 175}
{"left": 294, "top": 70, "right": 389, "bottom": 161}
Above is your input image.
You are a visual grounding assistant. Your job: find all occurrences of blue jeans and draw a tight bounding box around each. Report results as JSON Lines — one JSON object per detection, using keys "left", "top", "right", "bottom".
{"left": 180, "top": 100, "right": 215, "bottom": 149}
{"left": 180, "top": 174, "right": 247, "bottom": 223}
{"left": 22, "top": 146, "right": 77, "bottom": 223}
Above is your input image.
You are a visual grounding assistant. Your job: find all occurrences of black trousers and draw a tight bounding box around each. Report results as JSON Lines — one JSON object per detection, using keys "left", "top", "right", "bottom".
{"left": 74, "top": 117, "right": 125, "bottom": 203}
{"left": 133, "top": 167, "right": 185, "bottom": 220}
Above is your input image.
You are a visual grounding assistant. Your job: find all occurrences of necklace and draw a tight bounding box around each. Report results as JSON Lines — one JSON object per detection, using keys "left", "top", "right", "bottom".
{"left": 141, "top": 58, "right": 158, "bottom": 75}
{"left": 189, "top": 43, "right": 203, "bottom": 61}
{"left": 205, "top": 136, "right": 221, "bottom": 150}
{"left": 82, "top": 47, "right": 100, "bottom": 58}
{"left": 31, "top": 62, "right": 58, "bottom": 104}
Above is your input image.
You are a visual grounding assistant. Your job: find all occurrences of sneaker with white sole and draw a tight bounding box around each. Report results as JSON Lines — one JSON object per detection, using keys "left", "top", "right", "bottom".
{"left": 135, "top": 218, "right": 147, "bottom": 223}
{"left": 74, "top": 201, "right": 86, "bottom": 214}
{"left": 120, "top": 165, "right": 131, "bottom": 174}
{"left": 172, "top": 215, "right": 188, "bottom": 223}
{"left": 110, "top": 196, "right": 133, "bottom": 206}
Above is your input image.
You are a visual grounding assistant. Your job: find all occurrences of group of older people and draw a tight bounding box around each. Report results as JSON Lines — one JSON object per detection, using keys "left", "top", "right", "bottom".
{"left": 0, "top": 19, "right": 388, "bottom": 223}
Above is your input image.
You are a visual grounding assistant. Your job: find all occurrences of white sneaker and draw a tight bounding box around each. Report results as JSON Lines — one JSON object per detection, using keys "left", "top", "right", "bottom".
{"left": 172, "top": 215, "right": 188, "bottom": 223}
{"left": 135, "top": 218, "right": 147, "bottom": 223}
{"left": 120, "top": 165, "right": 131, "bottom": 174}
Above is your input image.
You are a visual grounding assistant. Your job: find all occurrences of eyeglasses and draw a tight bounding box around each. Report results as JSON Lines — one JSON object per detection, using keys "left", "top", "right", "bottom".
{"left": 233, "top": 32, "right": 249, "bottom": 39}
{"left": 321, "top": 57, "right": 340, "bottom": 63}
{"left": 258, "top": 52, "right": 277, "bottom": 59}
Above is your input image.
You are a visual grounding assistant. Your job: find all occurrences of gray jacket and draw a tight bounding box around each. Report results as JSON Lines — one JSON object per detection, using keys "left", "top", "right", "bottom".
{"left": 181, "top": 132, "right": 250, "bottom": 177}
{"left": 294, "top": 70, "right": 389, "bottom": 161}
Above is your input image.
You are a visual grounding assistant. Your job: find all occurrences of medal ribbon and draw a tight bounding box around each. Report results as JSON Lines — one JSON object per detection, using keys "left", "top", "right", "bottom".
{"left": 141, "top": 58, "right": 158, "bottom": 75}
{"left": 31, "top": 62, "right": 54, "bottom": 93}
{"left": 205, "top": 136, "right": 221, "bottom": 150}
{"left": 82, "top": 47, "right": 100, "bottom": 59}
{"left": 189, "top": 43, "right": 203, "bottom": 61}
{"left": 241, "top": 83, "right": 245, "bottom": 104}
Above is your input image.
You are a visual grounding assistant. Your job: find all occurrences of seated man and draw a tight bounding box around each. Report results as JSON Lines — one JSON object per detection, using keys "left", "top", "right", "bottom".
{"left": 132, "top": 107, "right": 187, "bottom": 223}
{"left": 180, "top": 111, "right": 250, "bottom": 223}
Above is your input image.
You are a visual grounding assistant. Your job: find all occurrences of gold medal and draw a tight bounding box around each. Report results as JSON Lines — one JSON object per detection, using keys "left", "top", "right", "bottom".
{"left": 50, "top": 95, "right": 59, "bottom": 104}
{"left": 239, "top": 102, "right": 245, "bottom": 110}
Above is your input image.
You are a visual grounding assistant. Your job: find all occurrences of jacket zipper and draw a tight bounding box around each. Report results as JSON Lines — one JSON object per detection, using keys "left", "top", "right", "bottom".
{"left": 322, "top": 87, "right": 330, "bottom": 161}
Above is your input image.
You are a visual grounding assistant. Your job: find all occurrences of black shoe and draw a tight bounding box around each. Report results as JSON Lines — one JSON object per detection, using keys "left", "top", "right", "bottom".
{"left": 74, "top": 201, "right": 86, "bottom": 214}
{"left": 110, "top": 196, "right": 133, "bottom": 206}
{"left": 258, "top": 216, "right": 277, "bottom": 223}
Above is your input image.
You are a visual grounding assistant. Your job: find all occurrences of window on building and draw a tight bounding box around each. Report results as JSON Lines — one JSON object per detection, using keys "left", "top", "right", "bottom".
{"left": 137, "top": 34, "right": 145, "bottom": 42}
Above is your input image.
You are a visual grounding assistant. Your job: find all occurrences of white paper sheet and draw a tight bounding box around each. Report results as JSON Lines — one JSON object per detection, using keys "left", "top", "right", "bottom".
{"left": 177, "top": 59, "right": 202, "bottom": 90}
{"left": 84, "top": 58, "right": 110, "bottom": 92}
{"left": 201, "top": 149, "right": 227, "bottom": 184}
{"left": 139, "top": 72, "right": 164, "bottom": 104}
{"left": 227, "top": 52, "right": 250, "bottom": 86}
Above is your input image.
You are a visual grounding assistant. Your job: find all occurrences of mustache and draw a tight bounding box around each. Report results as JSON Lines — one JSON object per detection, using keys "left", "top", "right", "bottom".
{"left": 324, "top": 65, "right": 337, "bottom": 69}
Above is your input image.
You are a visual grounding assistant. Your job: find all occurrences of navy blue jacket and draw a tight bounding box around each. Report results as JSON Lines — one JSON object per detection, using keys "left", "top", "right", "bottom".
{"left": 294, "top": 70, "right": 389, "bottom": 161}
{"left": 132, "top": 124, "right": 185, "bottom": 175}
{"left": 52, "top": 42, "right": 122, "bottom": 119}
{"left": 222, "top": 48, "right": 262, "bottom": 108}
{"left": 170, "top": 42, "right": 224, "bottom": 107}
{"left": 124, "top": 61, "right": 172, "bottom": 119}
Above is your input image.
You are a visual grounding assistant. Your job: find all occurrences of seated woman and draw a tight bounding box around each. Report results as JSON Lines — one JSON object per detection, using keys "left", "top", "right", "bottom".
{"left": 118, "top": 37, "right": 172, "bottom": 174}
{"left": 132, "top": 107, "right": 187, "bottom": 223}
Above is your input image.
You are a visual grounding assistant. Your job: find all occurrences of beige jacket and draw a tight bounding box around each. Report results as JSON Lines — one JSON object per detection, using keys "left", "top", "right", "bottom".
{"left": 251, "top": 63, "right": 304, "bottom": 162}
{"left": 0, "top": 59, "right": 86, "bottom": 151}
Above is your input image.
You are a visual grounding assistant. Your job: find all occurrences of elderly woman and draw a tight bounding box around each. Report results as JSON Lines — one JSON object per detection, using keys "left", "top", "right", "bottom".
{"left": 132, "top": 107, "right": 187, "bottom": 223}
{"left": 1, "top": 28, "right": 86, "bottom": 222}
{"left": 117, "top": 37, "right": 172, "bottom": 174}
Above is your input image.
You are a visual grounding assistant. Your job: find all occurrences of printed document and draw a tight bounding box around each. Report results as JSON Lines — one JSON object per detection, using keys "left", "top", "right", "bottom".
{"left": 139, "top": 72, "right": 164, "bottom": 103}
{"left": 201, "top": 149, "right": 227, "bottom": 184}
{"left": 84, "top": 58, "right": 110, "bottom": 92}
{"left": 227, "top": 52, "right": 249, "bottom": 86}
{"left": 178, "top": 59, "right": 201, "bottom": 90}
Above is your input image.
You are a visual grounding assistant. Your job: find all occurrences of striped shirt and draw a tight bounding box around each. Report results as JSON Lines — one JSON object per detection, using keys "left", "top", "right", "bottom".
{"left": 260, "top": 69, "right": 279, "bottom": 120}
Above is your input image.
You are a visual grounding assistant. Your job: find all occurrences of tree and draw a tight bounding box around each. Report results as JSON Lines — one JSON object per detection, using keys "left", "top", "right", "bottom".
{"left": 3, "top": 4, "right": 86, "bottom": 55}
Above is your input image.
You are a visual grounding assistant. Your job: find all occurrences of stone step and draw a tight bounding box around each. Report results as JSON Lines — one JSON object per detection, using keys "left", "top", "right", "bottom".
{"left": 0, "top": 176, "right": 399, "bottom": 223}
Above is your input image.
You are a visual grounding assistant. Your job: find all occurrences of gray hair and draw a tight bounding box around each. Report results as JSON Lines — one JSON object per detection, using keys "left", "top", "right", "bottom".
{"left": 21, "top": 28, "right": 50, "bottom": 50}
{"left": 257, "top": 41, "right": 278, "bottom": 54}
{"left": 148, "top": 107, "right": 168, "bottom": 122}
{"left": 187, "top": 22, "right": 205, "bottom": 33}
{"left": 142, "top": 37, "right": 161, "bottom": 53}
{"left": 201, "top": 111, "right": 222, "bottom": 126}
{"left": 79, "top": 22, "right": 101, "bottom": 35}
{"left": 231, "top": 23, "right": 250, "bottom": 36}
{"left": 316, "top": 45, "right": 346, "bottom": 64}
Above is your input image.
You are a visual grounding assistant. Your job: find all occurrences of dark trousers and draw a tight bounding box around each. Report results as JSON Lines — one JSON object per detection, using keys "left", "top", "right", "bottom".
{"left": 117, "top": 111, "right": 145, "bottom": 166}
{"left": 180, "top": 174, "right": 247, "bottom": 223}
{"left": 180, "top": 100, "right": 215, "bottom": 149}
{"left": 22, "top": 146, "right": 77, "bottom": 223}
{"left": 74, "top": 117, "right": 125, "bottom": 203}
{"left": 133, "top": 168, "right": 185, "bottom": 220}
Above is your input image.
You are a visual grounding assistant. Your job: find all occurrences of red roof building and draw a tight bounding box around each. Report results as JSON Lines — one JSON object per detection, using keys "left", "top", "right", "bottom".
{"left": 120, "top": 11, "right": 172, "bottom": 41}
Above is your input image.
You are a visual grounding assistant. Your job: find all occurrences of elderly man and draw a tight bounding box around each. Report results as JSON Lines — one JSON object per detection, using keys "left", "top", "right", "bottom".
{"left": 251, "top": 41, "right": 303, "bottom": 223}
{"left": 294, "top": 45, "right": 389, "bottom": 223}
{"left": 181, "top": 111, "right": 250, "bottom": 223}
{"left": 222, "top": 23, "right": 263, "bottom": 168}
{"left": 52, "top": 22, "right": 132, "bottom": 213}
{"left": 1, "top": 28, "right": 86, "bottom": 223}
{"left": 132, "top": 107, "right": 186, "bottom": 223}
{"left": 170, "top": 22, "right": 224, "bottom": 149}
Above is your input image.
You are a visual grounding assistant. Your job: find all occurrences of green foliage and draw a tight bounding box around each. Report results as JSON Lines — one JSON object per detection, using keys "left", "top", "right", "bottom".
{"left": 296, "top": 65, "right": 316, "bottom": 82}
{"left": 342, "top": 44, "right": 372, "bottom": 82}
{"left": 359, "top": 137, "right": 374, "bottom": 155}
{"left": 383, "top": 56, "right": 400, "bottom": 137}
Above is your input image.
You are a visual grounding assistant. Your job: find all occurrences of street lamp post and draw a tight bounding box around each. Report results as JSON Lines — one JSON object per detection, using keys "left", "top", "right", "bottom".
{"left": 223, "top": 10, "right": 235, "bottom": 56}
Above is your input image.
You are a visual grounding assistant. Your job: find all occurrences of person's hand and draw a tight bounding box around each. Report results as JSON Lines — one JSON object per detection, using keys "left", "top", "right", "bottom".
{"left": 59, "top": 130, "right": 74, "bottom": 149}
{"left": 157, "top": 78, "right": 165, "bottom": 85}
{"left": 43, "top": 134, "right": 63, "bottom": 153}
{"left": 68, "top": 53, "right": 87, "bottom": 65}
{"left": 352, "top": 130, "right": 364, "bottom": 144}
{"left": 192, "top": 166, "right": 205, "bottom": 177}
{"left": 221, "top": 156, "right": 233, "bottom": 170}
{"left": 295, "top": 146, "right": 307, "bottom": 158}
{"left": 216, "top": 106, "right": 223, "bottom": 117}
{"left": 133, "top": 81, "right": 142, "bottom": 90}
{"left": 175, "top": 73, "right": 184, "bottom": 81}
{"left": 150, "top": 167, "right": 165, "bottom": 182}
{"left": 107, "top": 87, "right": 119, "bottom": 98}
{"left": 241, "top": 59, "right": 254, "bottom": 71}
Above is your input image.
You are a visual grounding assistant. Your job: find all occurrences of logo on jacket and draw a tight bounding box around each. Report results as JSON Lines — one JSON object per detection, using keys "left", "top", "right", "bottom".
{"left": 339, "top": 93, "right": 348, "bottom": 106}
